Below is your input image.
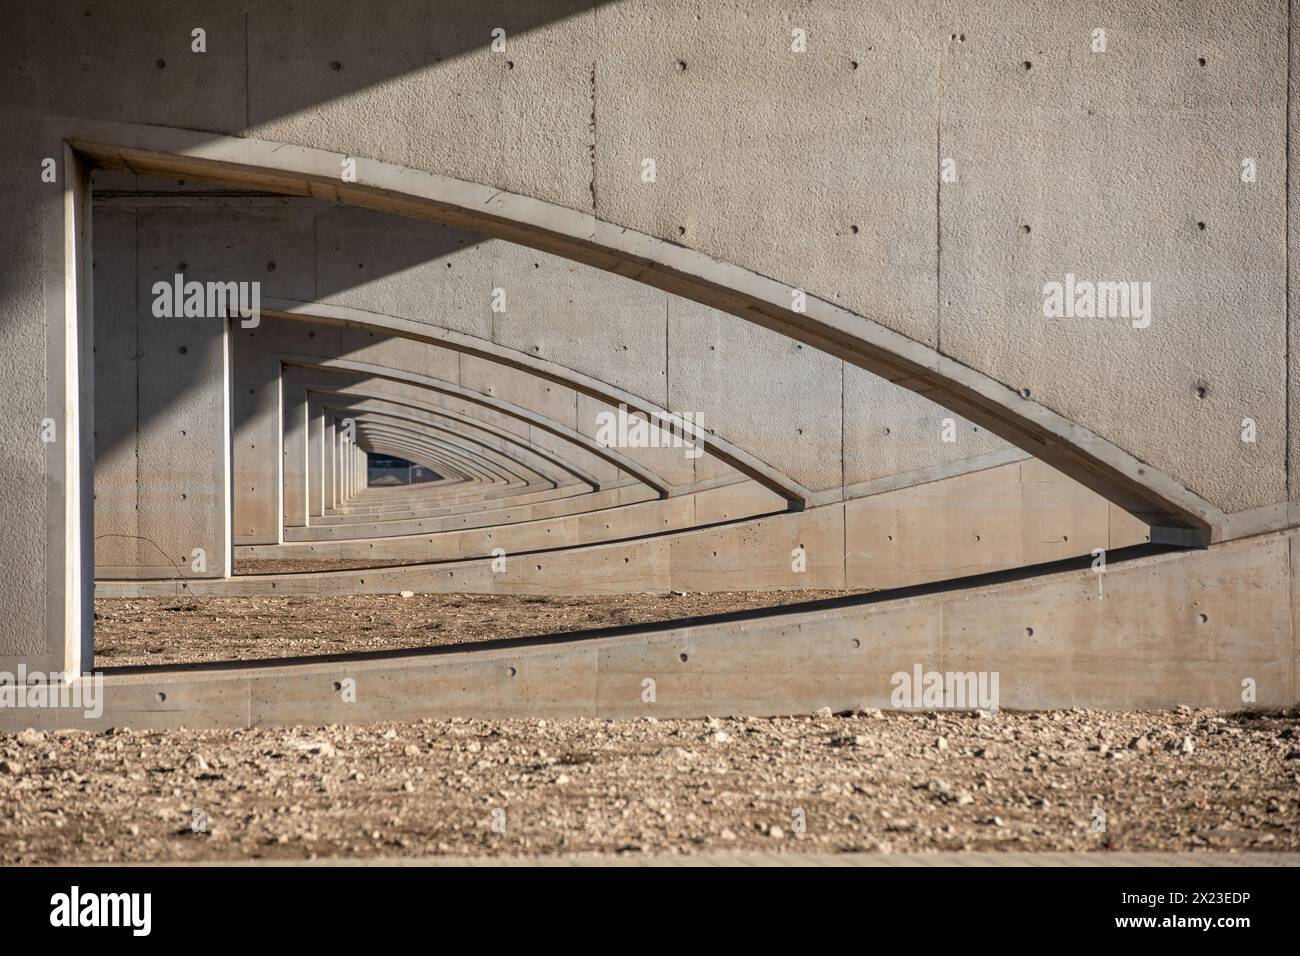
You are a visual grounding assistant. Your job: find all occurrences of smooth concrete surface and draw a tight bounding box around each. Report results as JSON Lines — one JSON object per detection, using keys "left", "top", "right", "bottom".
{"left": 18, "top": 527, "right": 1300, "bottom": 731}
{"left": 92, "top": 207, "right": 231, "bottom": 580}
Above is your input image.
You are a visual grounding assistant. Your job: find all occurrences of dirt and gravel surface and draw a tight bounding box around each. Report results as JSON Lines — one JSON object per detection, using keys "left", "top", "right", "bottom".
{"left": 235, "top": 558, "right": 425, "bottom": 574}
{"left": 93, "top": 591, "right": 862, "bottom": 667}
{"left": 1, "top": 708, "right": 1296, "bottom": 863}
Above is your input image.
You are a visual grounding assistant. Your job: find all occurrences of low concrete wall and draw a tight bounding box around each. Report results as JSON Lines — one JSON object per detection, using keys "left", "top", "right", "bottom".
{"left": 241, "top": 481, "right": 782, "bottom": 563}
{"left": 99, "top": 460, "right": 1148, "bottom": 598}
{"left": 18, "top": 528, "right": 1295, "bottom": 731}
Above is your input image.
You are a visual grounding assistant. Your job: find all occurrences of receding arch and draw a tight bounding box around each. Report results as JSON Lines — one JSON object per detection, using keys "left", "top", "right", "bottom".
{"left": 64, "top": 120, "right": 1237, "bottom": 543}
{"left": 305, "top": 381, "right": 639, "bottom": 492}
{"left": 282, "top": 356, "right": 691, "bottom": 498}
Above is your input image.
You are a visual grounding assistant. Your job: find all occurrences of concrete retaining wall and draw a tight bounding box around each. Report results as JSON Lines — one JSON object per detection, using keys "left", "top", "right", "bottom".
{"left": 18, "top": 528, "right": 1295, "bottom": 731}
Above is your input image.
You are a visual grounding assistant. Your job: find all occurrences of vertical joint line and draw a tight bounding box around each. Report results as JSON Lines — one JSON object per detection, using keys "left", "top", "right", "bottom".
{"left": 934, "top": 114, "right": 943, "bottom": 354}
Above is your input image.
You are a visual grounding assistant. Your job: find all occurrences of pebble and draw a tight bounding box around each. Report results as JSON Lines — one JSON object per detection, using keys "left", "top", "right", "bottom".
{"left": 1, "top": 708, "right": 1294, "bottom": 863}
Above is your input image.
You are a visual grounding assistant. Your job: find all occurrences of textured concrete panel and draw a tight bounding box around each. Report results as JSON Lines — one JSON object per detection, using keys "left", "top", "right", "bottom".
{"left": 844, "top": 364, "right": 1009, "bottom": 487}
{"left": 93, "top": 205, "right": 235, "bottom": 578}
{"left": 488, "top": 240, "right": 670, "bottom": 403}
{"left": 592, "top": 0, "right": 938, "bottom": 344}
{"left": 461, "top": 354, "right": 579, "bottom": 430}
{"left": 668, "top": 299, "right": 843, "bottom": 492}
{"left": 91, "top": 208, "right": 140, "bottom": 570}
{"left": 938, "top": 3, "right": 1287, "bottom": 513}
{"left": 315, "top": 207, "right": 493, "bottom": 339}
{"left": 247, "top": 0, "right": 598, "bottom": 211}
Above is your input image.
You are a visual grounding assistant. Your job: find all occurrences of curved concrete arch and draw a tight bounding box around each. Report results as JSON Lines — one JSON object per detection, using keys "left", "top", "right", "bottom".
{"left": 329, "top": 385, "right": 625, "bottom": 490}
{"left": 349, "top": 415, "right": 537, "bottom": 485}
{"left": 357, "top": 433, "right": 504, "bottom": 486}
{"left": 359, "top": 440, "right": 470, "bottom": 484}
{"left": 304, "top": 382, "right": 579, "bottom": 489}
{"left": 323, "top": 395, "right": 605, "bottom": 490}
{"left": 293, "top": 373, "right": 631, "bottom": 505}
{"left": 353, "top": 420, "right": 539, "bottom": 487}
{"left": 319, "top": 387, "right": 609, "bottom": 490}
{"left": 351, "top": 420, "right": 548, "bottom": 487}
{"left": 68, "top": 123, "right": 1237, "bottom": 540}
{"left": 359, "top": 442, "right": 486, "bottom": 489}
{"left": 282, "top": 357, "right": 681, "bottom": 497}
{"left": 282, "top": 360, "right": 635, "bottom": 532}
{"left": 353, "top": 424, "right": 527, "bottom": 486}
{"left": 316, "top": 408, "right": 500, "bottom": 491}
{"left": 272, "top": 305, "right": 811, "bottom": 506}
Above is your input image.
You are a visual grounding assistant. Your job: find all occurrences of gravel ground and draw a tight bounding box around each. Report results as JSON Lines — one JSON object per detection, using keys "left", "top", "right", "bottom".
{"left": 93, "top": 591, "right": 862, "bottom": 667}
{"left": 1, "top": 708, "right": 1296, "bottom": 864}
{"left": 235, "top": 558, "right": 426, "bottom": 574}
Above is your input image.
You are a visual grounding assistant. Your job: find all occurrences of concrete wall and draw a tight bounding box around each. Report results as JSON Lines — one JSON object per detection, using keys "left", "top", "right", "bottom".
{"left": 92, "top": 193, "right": 1021, "bottom": 576}
{"left": 37, "top": 527, "right": 1300, "bottom": 730}
{"left": 122, "top": 196, "right": 1014, "bottom": 508}
{"left": 1, "top": 1, "right": 1294, "bottom": 676}
{"left": 102, "top": 459, "right": 1149, "bottom": 599}
{"left": 92, "top": 206, "right": 230, "bottom": 579}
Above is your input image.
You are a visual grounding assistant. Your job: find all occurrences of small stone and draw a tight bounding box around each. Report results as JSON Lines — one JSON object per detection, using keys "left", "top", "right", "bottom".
{"left": 814, "top": 707, "right": 834, "bottom": 719}
{"left": 769, "top": 826, "right": 785, "bottom": 839}
{"left": 399, "top": 591, "right": 415, "bottom": 598}
{"left": 935, "top": 736, "right": 948, "bottom": 751}
{"left": 0, "top": 759, "right": 22, "bottom": 775}
{"left": 555, "top": 774, "right": 571, "bottom": 785}
{"left": 1181, "top": 736, "right": 1196, "bottom": 755}
{"left": 720, "top": 828, "right": 736, "bottom": 841}
{"left": 288, "top": 739, "right": 336, "bottom": 758}
{"left": 712, "top": 731, "right": 730, "bottom": 743}
{"left": 956, "top": 792, "right": 974, "bottom": 806}
{"left": 1129, "top": 736, "right": 1151, "bottom": 752}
